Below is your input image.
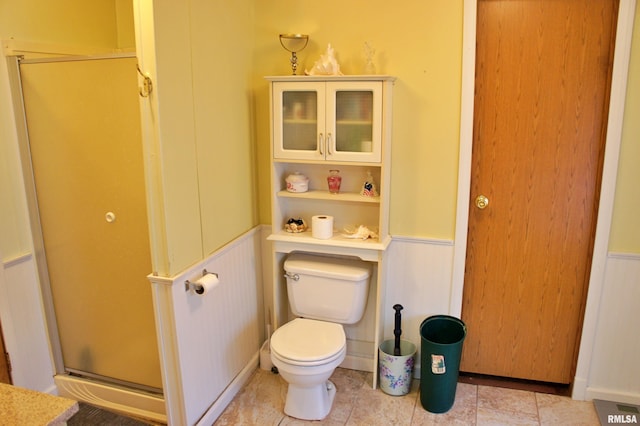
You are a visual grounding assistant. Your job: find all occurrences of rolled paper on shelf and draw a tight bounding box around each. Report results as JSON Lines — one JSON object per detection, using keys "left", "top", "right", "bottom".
{"left": 311, "top": 215, "right": 334, "bottom": 239}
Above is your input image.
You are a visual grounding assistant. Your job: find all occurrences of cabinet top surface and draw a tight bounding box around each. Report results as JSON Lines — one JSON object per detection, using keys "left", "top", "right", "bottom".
{"left": 265, "top": 75, "right": 396, "bottom": 82}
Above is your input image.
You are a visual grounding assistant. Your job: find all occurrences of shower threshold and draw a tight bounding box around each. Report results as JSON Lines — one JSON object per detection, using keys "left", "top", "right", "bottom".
{"left": 55, "top": 373, "right": 166, "bottom": 424}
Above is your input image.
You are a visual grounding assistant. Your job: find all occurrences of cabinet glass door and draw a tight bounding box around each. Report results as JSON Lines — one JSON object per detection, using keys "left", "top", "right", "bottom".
{"left": 273, "top": 82, "right": 324, "bottom": 160}
{"left": 328, "top": 82, "right": 382, "bottom": 162}
{"left": 335, "top": 91, "right": 372, "bottom": 152}
{"left": 282, "top": 91, "right": 317, "bottom": 150}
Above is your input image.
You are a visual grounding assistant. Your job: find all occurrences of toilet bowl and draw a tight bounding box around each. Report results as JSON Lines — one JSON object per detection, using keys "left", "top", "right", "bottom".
{"left": 269, "top": 253, "right": 372, "bottom": 421}
{"left": 270, "top": 318, "right": 346, "bottom": 420}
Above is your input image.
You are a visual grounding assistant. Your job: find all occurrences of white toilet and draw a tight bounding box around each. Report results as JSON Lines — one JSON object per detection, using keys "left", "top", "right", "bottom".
{"left": 270, "top": 253, "right": 372, "bottom": 420}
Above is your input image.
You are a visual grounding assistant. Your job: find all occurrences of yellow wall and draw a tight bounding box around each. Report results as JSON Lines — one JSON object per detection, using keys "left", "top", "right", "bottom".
{"left": 0, "top": 1, "right": 120, "bottom": 48}
{"left": 0, "top": 0, "right": 125, "bottom": 262}
{"left": 190, "top": 2, "right": 258, "bottom": 256}
{"left": 1, "top": 0, "right": 258, "bottom": 274}
{"left": 2, "top": 0, "right": 639, "bottom": 268}
{"left": 0, "top": 70, "right": 31, "bottom": 259}
{"left": 609, "top": 2, "right": 640, "bottom": 253}
{"left": 116, "top": 0, "right": 136, "bottom": 48}
{"left": 254, "top": 0, "right": 640, "bottom": 251}
{"left": 253, "top": 1, "right": 463, "bottom": 240}
{"left": 135, "top": 0, "right": 257, "bottom": 275}
{"left": 135, "top": 0, "right": 203, "bottom": 275}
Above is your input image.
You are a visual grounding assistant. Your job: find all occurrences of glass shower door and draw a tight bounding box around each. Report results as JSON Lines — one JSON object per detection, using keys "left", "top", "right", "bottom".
{"left": 19, "top": 56, "right": 162, "bottom": 391}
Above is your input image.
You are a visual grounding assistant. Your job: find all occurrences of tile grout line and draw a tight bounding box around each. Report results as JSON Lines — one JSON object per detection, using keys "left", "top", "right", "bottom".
{"left": 343, "top": 379, "right": 360, "bottom": 426}
{"left": 408, "top": 383, "right": 419, "bottom": 425}
{"left": 534, "top": 392, "right": 542, "bottom": 426}
{"left": 475, "top": 383, "right": 479, "bottom": 425}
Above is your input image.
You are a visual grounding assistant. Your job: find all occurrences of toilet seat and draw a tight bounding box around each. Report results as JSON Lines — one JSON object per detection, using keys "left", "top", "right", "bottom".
{"left": 271, "top": 318, "right": 345, "bottom": 366}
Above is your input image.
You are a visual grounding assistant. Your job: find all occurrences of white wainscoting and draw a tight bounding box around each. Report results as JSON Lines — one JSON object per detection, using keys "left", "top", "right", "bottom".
{"left": 0, "top": 253, "right": 56, "bottom": 393}
{"left": 583, "top": 252, "right": 640, "bottom": 405}
{"left": 383, "top": 236, "right": 455, "bottom": 378}
{"left": 148, "top": 227, "right": 263, "bottom": 425}
{"left": 6, "top": 225, "right": 636, "bottom": 424}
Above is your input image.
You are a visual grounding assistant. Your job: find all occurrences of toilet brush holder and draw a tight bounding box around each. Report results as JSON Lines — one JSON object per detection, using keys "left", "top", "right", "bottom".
{"left": 260, "top": 340, "right": 273, "bottom": 371}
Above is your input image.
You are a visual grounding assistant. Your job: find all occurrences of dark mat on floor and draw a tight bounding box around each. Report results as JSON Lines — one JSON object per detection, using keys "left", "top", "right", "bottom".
{"left": 68, "top": 402, "right": 156, "bottom": 425}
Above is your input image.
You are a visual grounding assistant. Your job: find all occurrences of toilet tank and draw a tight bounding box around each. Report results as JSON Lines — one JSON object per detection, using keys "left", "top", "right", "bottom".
{"left": 284, "top": 253, "right": 372, "bottom": 324}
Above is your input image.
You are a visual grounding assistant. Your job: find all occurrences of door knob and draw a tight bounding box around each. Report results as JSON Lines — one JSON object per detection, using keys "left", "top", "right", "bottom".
{"left": 475, "top": 195, "right": 489, "bottom": 209}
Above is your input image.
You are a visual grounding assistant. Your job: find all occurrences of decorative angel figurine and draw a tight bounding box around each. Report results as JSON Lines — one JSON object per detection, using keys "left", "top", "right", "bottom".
{"left": 305, "top": 44, "right": 343, "bottom": 76}
{"left": 364, "top": 41, "right": 376, "bottom": 74}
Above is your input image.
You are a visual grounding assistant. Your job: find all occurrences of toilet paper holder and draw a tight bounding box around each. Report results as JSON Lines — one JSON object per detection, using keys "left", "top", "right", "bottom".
{"left": 185, "top": 269, "right": 219, "bottom": 294}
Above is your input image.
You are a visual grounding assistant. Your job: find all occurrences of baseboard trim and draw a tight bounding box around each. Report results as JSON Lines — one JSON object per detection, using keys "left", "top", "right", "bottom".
{"left": 341, "top": 354, "right": 374, "bottom": 373}
{"left": 196, "top": 351, "right": 260, "bottom": 425}
{"left": 572, "top": 376, "right": 588, "bottom": 400}
{"left": 586, "top": 386, "right": 640, "bottom": 406}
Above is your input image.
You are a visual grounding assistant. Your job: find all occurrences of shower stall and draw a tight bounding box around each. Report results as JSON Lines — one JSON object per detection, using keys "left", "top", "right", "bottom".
{"left": 8, "top": 53, "right": 164, "bottom": 420}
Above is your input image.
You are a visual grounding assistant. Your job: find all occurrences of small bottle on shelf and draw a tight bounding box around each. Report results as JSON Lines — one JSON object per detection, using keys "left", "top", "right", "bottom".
{"left": 327, "top": 170, "right": 342, "bottom": 194}
{"left": 360, "top": 171, "right": 379, "bottom": 197}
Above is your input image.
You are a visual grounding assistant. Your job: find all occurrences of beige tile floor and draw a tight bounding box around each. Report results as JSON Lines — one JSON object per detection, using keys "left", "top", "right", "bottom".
{"left": 214, "top": 368, "right": 600, "bottom": 425}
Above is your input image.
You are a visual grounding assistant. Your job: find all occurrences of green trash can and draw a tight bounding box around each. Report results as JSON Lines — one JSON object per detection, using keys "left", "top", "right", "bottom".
{"left": 419, "top": 315, "right": 467, "bottom": 413}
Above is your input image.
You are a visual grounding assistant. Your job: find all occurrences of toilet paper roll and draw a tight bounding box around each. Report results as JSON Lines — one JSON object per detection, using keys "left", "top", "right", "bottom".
{"left": 312, "top": 215, "right": 334, "bottom": 239}
{"left": 193, "top": 273, "right": 219, "bottom": 295}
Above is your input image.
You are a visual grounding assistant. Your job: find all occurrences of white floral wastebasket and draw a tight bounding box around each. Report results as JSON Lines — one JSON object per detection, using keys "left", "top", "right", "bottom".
{"left": 379, "top": 339, "right": 416, "bottom": 396}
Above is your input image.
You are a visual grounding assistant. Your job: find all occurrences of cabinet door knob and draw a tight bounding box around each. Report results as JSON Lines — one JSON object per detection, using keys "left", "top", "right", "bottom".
{"left": 318, "top": 133, "right": 324, "bottom": 155}
{"left": 327, "top": 133, "right": 333, "bottom": 155}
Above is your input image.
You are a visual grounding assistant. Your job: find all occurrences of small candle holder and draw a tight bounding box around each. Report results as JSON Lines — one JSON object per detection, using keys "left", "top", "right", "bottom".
{"left": 279, "top": 34, "right": 309, "bottom": 75}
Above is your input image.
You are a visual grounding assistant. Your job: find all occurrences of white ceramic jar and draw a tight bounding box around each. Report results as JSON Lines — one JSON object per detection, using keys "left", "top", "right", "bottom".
{"left": 286, "top": 172, "right": 309, "bottom": 192}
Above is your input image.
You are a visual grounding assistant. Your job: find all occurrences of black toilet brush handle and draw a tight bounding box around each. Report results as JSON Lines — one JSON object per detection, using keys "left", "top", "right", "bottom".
{"left": 393, "top": 304, "right": 403, "bottom": 356}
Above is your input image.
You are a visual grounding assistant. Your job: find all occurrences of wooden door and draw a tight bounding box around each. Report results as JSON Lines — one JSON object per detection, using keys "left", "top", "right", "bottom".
{"left": 461, "top": 0, "right": 618, "bottom": 384}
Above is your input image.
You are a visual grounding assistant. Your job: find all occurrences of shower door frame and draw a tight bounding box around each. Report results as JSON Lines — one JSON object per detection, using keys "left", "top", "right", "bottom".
{"left": 7, "top": 54, "right": 66, "bottom": 377}
{"left": 6, "top": 53, "right": 164, "bottom": 397}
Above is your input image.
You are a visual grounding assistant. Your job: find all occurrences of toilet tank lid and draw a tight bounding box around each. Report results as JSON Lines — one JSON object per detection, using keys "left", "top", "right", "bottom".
{"left": 285, "top": 253, "right": 371, "bottom": 281}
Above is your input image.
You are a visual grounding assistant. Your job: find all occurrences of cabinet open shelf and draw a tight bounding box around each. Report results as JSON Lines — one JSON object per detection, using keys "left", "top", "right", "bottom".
{"left": 267, "top": 230, "right": 390, "bottom": 251}
{"left": 277, "top": 189, "right": 380, "bottom": 204}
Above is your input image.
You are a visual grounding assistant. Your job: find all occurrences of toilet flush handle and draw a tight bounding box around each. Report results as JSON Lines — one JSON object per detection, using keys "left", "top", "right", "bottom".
{"left": 284, "top": 272, "right": 299, "bottom": 281}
